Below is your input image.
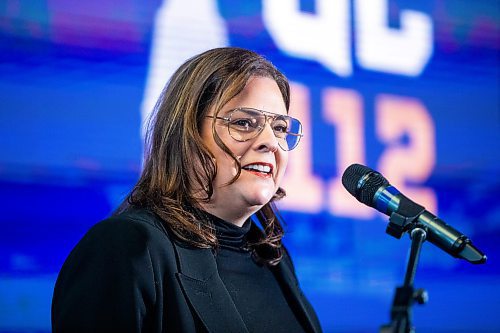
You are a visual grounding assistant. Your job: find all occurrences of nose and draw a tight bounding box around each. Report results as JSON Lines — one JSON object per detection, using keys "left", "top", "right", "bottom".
{"left": 255, "top": 121, "right": 279, "bottom": 152}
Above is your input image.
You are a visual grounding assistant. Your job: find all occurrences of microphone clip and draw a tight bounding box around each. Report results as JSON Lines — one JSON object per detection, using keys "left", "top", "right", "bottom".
{"left": 386, "top": 212, "right": 426, "bottom": 239}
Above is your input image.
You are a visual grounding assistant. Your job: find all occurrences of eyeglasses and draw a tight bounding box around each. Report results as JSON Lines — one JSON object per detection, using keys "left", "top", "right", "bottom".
{"left": 205, "top": 107, "right": 303, "bottom": 151}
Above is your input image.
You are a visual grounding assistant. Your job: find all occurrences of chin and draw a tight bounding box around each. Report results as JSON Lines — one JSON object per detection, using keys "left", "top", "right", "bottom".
{"left": 244, "top": 189, "right": 275, "bottom": 207}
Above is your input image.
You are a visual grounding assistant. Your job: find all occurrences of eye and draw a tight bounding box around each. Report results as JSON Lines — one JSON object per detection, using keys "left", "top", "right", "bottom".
{"left": 230, "top": 117, "right": 259, "bottom": 132}
{"left": 273, "top": 125, "right": 287, "bottom": 133}
{"left": 272, "top": 119, "right": 289, "bottom": 134}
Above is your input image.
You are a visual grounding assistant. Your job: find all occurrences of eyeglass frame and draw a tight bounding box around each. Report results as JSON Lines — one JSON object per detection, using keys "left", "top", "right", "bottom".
{"left": 205, "top": 107, "right": 304, "bottom": 151}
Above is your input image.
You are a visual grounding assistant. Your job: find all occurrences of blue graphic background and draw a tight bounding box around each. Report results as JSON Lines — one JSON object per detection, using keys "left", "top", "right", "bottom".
{"left": 1, "top": 1, "right": 499, "bottom": 332}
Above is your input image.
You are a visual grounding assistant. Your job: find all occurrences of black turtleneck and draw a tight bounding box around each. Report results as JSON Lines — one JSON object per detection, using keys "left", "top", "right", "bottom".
{"left": 208, "top": 213, "right": 306, "bottom": 333}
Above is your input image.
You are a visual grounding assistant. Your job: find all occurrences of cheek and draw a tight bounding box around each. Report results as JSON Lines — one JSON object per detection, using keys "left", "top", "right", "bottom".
{"left": 213, "top": 140, "right": 251, "bottom": 181}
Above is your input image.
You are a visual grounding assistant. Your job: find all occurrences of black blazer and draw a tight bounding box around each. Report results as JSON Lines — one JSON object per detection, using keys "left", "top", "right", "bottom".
{"left": 52, "top": 207, "right": 322, "bottom": 333}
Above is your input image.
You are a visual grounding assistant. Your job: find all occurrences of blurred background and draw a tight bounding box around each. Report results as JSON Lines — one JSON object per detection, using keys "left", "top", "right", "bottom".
{"left": 1, "top": 0, "right": 499, "bottom": 332}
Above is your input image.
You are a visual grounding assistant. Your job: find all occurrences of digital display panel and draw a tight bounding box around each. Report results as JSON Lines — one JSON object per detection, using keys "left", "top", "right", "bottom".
{"left": 1, "top": 1, "right": 499, "bottom": 332}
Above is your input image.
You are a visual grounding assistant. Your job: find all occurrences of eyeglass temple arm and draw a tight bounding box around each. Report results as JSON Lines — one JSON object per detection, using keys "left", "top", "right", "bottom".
{"left": 205, "top": 115, "right": 229, "bottom": 121}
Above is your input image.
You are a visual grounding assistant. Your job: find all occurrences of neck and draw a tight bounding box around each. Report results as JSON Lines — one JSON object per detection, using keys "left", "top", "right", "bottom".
{"left": 197, "top": 202, "right": 260, "bottom": 227}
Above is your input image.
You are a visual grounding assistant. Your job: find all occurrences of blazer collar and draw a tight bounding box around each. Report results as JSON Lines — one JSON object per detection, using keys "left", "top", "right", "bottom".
{"left": 173, "top": 242, "right": 249, "bottom": 333}
{"left": 172, "top": 225, "right": 321, "bottom": 333}
{"left": 271, "top": 258, "right": 322, "bottom": 333}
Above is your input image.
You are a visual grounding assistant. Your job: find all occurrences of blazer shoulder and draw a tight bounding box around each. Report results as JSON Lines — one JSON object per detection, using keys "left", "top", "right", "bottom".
{"left": 94, "top": 207, "right": 172, "bottom": 242}
{"left": 52, "top": 207, "right": 179, "bottom": 332}
{"left": 66, "top": 207, "right": 178, "bottom": 267}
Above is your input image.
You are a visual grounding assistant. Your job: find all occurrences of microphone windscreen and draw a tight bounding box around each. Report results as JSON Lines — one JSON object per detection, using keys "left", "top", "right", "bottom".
{"left": 342, "top": 164, "right": 388, "bottom": 206}
{"left": 341, "top": 164, "right": 370, "bottom": 195}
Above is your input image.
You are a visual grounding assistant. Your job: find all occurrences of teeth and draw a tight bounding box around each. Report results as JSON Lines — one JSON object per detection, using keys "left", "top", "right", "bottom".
{"left": 244, "top": 164, "right": 271, "bottom": 173}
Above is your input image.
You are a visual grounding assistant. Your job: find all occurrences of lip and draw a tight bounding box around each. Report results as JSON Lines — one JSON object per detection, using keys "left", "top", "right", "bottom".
{"left": 242, "top": 162, "right": 275, "bottom": 178}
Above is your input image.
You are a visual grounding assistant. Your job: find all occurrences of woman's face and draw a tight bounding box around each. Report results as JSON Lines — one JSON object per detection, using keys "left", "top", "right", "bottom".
{"left": 199, "top": 76, "right": 289, "bottom": 225}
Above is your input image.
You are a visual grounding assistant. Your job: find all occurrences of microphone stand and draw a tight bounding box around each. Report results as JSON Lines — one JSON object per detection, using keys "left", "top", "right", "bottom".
{"left": 380, "top": 213, "right": 429, "bottom": 333}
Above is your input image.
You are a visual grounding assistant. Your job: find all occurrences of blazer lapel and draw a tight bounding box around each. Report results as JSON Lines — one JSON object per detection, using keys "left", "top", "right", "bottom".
{"left": 173, "top": 243, "right": 249, "bottom": 333}
{"left": 272, "top": 258, "right": 322, "bottom": 333}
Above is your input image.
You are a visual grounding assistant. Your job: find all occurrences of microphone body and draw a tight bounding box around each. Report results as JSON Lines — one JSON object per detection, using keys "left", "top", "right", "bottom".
{"left": 342, "top": 164, "right": 486, "bottom": 264}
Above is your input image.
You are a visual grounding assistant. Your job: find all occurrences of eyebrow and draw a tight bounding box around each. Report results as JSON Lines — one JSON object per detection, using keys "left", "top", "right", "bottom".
{"left": 214, "top": 109, "right": 234, "bottom": 118}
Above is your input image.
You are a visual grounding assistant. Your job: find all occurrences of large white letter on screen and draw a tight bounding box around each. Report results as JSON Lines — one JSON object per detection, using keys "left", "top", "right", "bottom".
{"left": 141, "top": 0, "right": 228, "bottom": 138}
{"left": 355, "top": 0, "right": 433, "bottom": 76}
{"left": 263, "top": 0, "right": 352, "bottom": 76}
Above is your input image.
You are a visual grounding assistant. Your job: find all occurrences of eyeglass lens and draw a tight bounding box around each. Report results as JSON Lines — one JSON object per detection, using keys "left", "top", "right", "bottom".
{"left": 227, "top": 108, "right": 302, "bottom": 151}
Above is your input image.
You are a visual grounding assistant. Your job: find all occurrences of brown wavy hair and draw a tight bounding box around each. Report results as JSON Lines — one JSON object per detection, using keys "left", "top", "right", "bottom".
{"left": 122, "top": 47, "right": 290, "bottom": 265}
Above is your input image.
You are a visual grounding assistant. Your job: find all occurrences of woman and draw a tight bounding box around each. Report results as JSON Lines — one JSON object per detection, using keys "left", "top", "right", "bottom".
{"left": 52, "top": 47, "right": 322, "bottom": 333}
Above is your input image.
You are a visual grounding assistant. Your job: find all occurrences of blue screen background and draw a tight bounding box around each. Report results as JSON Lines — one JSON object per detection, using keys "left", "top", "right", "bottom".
{"left": 1, "top": 1, "right": 499, "bottom": 332}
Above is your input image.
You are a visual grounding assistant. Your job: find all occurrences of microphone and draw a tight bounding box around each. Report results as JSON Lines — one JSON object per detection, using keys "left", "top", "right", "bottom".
{"left": 342, "top": 163, "right": 487, "bottom": 264}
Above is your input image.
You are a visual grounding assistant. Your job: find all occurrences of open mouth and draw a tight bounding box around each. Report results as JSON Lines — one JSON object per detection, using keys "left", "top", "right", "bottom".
{"left": 242, "top": 163, "right": 273, "bottom": 178}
